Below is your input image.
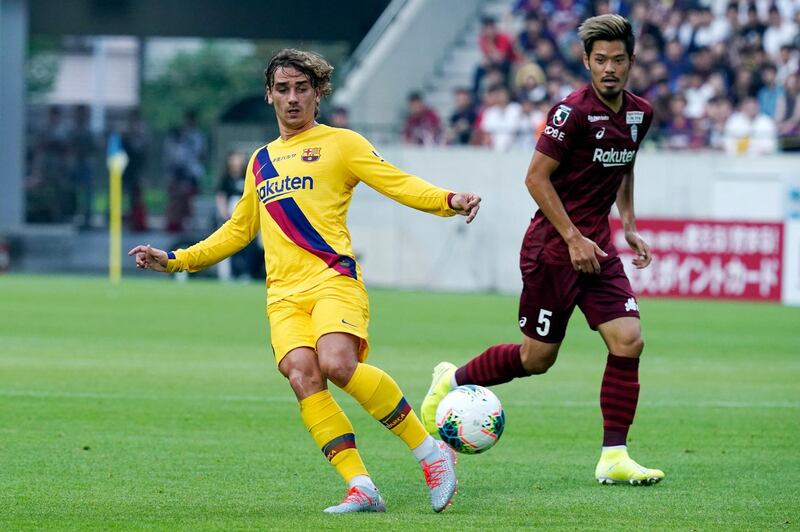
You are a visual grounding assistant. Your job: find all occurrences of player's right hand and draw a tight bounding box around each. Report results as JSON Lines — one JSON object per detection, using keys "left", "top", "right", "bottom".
{"left": 127, "top": 245, "right": 169, "bottom": 272}
{"left": 567, "top": 235, "right": 607, "bottom": 274}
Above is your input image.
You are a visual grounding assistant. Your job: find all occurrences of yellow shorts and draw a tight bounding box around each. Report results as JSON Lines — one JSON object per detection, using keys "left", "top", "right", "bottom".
{"left": 267, "top": 275, "right": 370, "bottom": 364}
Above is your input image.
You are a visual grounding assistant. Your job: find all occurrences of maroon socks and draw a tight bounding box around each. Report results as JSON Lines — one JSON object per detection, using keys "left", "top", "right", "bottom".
{"left": 454, "top": 344, "right": 527, "bottom": 387}
{"left": 600, "top": 353, "right": 640, "bottom": 447}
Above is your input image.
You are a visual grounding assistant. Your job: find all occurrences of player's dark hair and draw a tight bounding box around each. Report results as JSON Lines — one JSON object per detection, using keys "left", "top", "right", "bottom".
{"left": 264, "top": 48, "right": 333, "bottom": 117}
{"left": 578, "top": 14, "right": 635, "bottom": 57}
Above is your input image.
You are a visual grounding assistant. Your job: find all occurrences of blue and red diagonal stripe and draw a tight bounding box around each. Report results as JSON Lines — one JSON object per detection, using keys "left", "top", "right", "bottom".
{"left": 255, "top": 146, "right": 356, "bottom": 279}
{"left": 265, "top": 197, "right": 357, "bottom": 279}
{"left": 252, "top": 146, "right": 278, "bottom": 185}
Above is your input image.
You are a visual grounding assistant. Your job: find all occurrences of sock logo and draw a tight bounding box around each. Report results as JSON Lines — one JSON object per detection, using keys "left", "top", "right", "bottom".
{"left": 322, "top": 433, "right": 357, "bottom": 461}
{"left": 379, "top": 398, "right": 412, "bottom": 430}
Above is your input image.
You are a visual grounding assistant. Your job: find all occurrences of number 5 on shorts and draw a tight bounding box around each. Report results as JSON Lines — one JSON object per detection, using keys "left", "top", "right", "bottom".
{"left": 536, "top": 309, "right": 552, "bottom": 337}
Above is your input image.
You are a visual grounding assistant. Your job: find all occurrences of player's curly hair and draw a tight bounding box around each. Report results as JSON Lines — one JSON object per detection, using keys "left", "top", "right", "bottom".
{"left": 578, "top": 14, "right": 635, "bottom": 57}
{"left": 264, "top": 48, "right": 333, "bottom": 96}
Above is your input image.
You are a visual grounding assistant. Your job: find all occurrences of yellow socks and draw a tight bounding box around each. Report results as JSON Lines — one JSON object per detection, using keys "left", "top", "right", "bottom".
{"left": 343, "top": 363, "right": 429, "bottom": 450}
{"left": 299, "top": 389, "right": 368, "bottom": 484}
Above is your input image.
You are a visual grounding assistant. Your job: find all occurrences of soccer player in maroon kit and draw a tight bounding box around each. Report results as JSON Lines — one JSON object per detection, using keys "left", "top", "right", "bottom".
{"left": 421, "top": 14, "right": 664, "bottom": 485}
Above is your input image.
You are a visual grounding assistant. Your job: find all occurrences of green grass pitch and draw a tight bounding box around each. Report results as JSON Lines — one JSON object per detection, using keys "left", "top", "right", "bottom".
{"left": 1, "top": 274, "right": 799, "bottom": 530}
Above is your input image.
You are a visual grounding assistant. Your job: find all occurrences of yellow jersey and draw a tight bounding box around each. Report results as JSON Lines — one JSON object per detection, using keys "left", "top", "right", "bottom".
{"left": 166, "top": 124, "right": 457, "bottom": 302}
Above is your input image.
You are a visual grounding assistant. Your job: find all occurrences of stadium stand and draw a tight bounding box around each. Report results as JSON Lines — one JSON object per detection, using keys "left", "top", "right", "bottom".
{"left": 415, "top": 0, "right": 800, "bottom": 152}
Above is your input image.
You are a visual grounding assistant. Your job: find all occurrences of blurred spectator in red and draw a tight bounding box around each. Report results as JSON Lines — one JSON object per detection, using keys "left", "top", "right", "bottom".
{"left": 446, "top": 88, "right": 477, "bottom": 145}
{"left": 474, "top": 16, "right": 519, "bottom": 95}
{"left": 723, "top": 96, "right": 778, "bottom": 154}
{"left": 122, "top": 108, "right": 150, "bottom": 232}
{"left": 403, "top": 92, "right": 441, "bottom": 145}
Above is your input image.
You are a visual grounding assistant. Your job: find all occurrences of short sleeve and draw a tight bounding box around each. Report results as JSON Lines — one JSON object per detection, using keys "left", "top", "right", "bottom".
{"left": 534, "top": 102, "right": 583, "bottom": 162}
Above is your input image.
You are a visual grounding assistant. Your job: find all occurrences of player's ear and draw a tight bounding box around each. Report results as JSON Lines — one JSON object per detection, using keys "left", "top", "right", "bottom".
{"left": 265, "top": 89, "right": 273, "bottom": 105}
{"left": 583, "top": 52, "right": 590, "bottom": 71}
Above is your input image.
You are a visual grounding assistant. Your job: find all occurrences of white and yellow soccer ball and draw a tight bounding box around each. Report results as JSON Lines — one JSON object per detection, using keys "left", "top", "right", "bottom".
{"left": 435, "top": 385, "right": 505, "bottom": 454}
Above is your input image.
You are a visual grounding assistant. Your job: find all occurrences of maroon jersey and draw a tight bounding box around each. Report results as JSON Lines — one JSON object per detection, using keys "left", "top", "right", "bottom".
{"left": 522, "top": 84, "right": 652, "bottom": 268}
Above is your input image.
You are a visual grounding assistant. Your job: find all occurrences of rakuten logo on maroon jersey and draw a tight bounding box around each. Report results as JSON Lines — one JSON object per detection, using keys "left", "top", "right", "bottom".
{"left": 592, "top": 147, "right": 636, "bottom": 167}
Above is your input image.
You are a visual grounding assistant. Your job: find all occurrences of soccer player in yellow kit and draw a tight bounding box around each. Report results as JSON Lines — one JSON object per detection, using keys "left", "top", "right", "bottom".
{"left": 129, "top": 48, "right": 481, "bottom": 514}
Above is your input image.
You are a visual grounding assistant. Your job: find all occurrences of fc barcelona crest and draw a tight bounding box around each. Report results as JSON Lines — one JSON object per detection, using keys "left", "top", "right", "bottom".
{"left": 302, "top": 147, "right": 321, "bottom": 162}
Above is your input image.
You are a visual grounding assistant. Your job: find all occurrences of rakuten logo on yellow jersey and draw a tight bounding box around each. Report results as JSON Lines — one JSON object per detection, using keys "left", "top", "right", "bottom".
{"left": 258, "top": 175, "right": 314, "bottom": 202}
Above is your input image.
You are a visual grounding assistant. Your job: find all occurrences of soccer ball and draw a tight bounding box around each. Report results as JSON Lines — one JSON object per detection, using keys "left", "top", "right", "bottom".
{"left": 435, "top": 385, "right": 505, "bottom": 454}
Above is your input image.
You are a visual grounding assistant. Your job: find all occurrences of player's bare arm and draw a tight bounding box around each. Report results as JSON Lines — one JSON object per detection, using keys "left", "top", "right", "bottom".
{"left": 450, "top": 192, "right": 481, "bottom": 223}
{"left": 127, "top": 245, "right": 168, "bottom": 272}
{"left": 525, "top": 150, "right": 607, "bottom": 273}
{"left": 615, "top": 169, "right": 651, "bottom": 269}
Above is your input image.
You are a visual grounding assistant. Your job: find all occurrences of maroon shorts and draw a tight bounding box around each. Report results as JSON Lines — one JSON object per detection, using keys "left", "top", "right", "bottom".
{"left": 518, "top": 256, "right": 640, "bottom": 343}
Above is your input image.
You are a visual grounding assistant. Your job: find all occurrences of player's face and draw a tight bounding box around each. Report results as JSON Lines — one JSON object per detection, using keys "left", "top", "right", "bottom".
{"left": 267, "top": 66, "right": 320, "bottom": 134}
{"left": 584, "top": 40, "right": 633, "bottom": 103}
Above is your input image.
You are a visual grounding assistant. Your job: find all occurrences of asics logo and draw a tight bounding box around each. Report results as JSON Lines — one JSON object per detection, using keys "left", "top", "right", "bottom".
{"left": 595, "top": 128, "right": 606, "bottom": 139}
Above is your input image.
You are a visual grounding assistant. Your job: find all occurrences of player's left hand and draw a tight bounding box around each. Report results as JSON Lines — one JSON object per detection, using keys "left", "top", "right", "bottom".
{"left": 625, "top": 230, "right": 651, "bottom": 269}
{"left": 451, "top": 192, "right": 481, "bottom": 224}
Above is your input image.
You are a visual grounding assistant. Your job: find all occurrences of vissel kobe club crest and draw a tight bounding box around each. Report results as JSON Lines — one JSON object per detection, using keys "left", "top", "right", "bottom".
{"left": 301, "top": 147, "right": 321, "bottom": 162}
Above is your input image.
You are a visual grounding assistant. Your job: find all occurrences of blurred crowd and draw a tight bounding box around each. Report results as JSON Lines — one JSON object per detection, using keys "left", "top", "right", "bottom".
{"left": 402, "top": 0, "right": 800, "bottom": 153}
{"left": 27, "top": 107, "right": 210, "bottom": 232}
{"left": 24, "top": 1, "right": 800, "bottom": 232}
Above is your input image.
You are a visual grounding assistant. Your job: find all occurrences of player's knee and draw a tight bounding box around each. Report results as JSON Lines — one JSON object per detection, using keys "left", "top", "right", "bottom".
{"left": 613, "top": 334, "right": 644, "bottom": 357}
{"left": 520, "top": 343, "right": 557, "bottom": 375}
{"left": 285, "top": 366, "right": 325, "bottom": 397}
{"left": 318, "top": 354, "right": 357, "bottom": 388}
